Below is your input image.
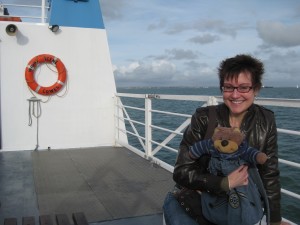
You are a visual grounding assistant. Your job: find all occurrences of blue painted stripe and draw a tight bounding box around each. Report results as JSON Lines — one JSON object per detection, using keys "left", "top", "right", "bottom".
{"left": 48, "top": 0, "right": 105, "bottom": 29}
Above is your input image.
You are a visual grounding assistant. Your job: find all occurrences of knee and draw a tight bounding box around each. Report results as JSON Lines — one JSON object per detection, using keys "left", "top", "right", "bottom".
{"left": 163, "top": 192, "right": 183, "bottom": 225}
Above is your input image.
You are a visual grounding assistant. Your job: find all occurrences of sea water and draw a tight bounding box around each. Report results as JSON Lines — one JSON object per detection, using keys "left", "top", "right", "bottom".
{"left": 117, "top": 86, "right": 300, "bottom": 224}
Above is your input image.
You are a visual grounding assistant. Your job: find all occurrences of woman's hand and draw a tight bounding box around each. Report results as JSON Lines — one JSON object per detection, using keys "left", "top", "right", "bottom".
{"left": 228, "top": 165, "right": 249, "bottom": 189}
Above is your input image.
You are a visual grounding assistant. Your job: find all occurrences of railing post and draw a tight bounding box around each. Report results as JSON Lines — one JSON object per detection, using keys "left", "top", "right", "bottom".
{"left": 41, "top": 0, "right": 45, "bottom": 23}
{"left": 114, "top": 96, "right": 119, "bottom": 145}
{"left": 145, "top": 94, "right": 152, "bottom": 159}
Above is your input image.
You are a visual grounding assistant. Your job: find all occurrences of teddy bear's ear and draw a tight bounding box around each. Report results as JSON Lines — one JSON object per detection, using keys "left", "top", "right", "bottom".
{"left": 213, "top": 127, "right": 220, "bottom": 135}
{"left": 231, "top": 128, "right": 244, "bottom": 145}
{"left": 214, "top": 127, "right": 220, "bottom": 133}
{"left": 212, "top": 127, "right": 221, "bottom": 141}
{"left": 232, "top": 127, "right": 240, "bottom": 132}
{"left": 233, "top": 127, "right": 245, "bottom": 139}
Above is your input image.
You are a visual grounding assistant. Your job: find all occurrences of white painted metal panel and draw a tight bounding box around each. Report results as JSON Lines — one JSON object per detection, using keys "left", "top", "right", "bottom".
{"left": 0, "top": 21, "right": 120, "bottom": 150}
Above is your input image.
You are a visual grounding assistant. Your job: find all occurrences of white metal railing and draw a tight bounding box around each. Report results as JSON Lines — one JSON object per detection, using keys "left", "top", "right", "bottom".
{"left": 115, "top": 93, "right": 300, "bottom": 205}
{"left": 0, "top": 1, "right": 49, "bottom": 23}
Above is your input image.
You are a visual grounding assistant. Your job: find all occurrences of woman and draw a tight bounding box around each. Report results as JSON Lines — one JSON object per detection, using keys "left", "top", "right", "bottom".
{"left": 163, "top": 54, "right": 290, "bottom": 225}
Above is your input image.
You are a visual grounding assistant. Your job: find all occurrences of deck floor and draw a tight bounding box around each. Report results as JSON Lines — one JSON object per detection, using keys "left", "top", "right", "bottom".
{"left": 0, "top": 147, "right": 174, "bottom": 224}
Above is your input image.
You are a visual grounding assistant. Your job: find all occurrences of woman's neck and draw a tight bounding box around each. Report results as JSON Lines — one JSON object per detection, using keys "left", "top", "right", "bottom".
{"left": 229, "top": 111, "right": 247, "bottom": 128}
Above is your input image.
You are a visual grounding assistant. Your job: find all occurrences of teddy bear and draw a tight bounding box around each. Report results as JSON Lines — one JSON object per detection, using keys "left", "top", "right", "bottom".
{"left": 189, "top": 127, "right": 268, "bottom": 172}
{"left": 188, "top": 126, "right": 269, "bottom": 225}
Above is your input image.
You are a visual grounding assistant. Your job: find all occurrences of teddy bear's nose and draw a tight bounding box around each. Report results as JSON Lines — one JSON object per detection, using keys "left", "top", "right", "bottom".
{"left": 221, "top": 140, "right": 229, "bottom": 147}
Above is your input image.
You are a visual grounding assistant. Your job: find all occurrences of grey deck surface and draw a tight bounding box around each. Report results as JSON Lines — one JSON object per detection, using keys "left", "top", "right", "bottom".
{"left": 0, "top": 147, "right": 174, "bottom": 225}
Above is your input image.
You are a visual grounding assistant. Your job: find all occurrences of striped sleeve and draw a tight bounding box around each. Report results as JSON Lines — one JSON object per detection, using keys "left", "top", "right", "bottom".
{"left": 189, "top": 139, "right": 212, "bottom": 158}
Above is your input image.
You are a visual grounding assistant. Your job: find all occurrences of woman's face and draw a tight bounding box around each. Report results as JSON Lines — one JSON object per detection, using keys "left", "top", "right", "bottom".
{"left": 223, "top": 71, "right": 258, "bottom": 117}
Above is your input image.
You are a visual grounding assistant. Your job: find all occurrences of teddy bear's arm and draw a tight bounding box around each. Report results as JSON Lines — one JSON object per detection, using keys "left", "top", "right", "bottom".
{"left": 241, "top": 145, "right": 267, "bottom": 165}
{"left": 189, "top": 139, "right": 212, "bottom": 159}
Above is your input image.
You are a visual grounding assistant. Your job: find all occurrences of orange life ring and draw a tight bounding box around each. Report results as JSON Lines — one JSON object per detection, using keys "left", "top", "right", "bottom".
{"left": 25, "top": 54, "right": 67, "bottom": 96}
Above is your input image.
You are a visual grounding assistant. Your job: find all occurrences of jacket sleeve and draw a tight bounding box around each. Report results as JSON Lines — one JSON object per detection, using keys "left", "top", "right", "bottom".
{"left": 173, "top": 107, "right": 228, "bottom": 193}
{"left": 257, "top": 110, "right": 282, "bottom": 223}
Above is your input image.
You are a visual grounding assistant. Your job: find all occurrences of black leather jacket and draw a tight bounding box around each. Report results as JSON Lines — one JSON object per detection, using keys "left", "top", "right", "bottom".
{"left": 173, "top": 103, "right": 281, "bottom": 223}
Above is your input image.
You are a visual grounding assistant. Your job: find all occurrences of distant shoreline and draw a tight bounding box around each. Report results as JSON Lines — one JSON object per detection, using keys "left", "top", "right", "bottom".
{"left": 117, "top": 86, "right": 300, "bottom": 89}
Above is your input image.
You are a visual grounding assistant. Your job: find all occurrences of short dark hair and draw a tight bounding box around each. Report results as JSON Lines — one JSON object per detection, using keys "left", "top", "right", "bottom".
{"left": 218, "top": 54, "right": 264, "bottom": 92}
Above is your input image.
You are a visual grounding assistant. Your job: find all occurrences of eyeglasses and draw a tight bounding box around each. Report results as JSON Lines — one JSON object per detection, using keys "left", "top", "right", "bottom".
{"left": 222, "top": 85, "right": 253, "bottom": 93}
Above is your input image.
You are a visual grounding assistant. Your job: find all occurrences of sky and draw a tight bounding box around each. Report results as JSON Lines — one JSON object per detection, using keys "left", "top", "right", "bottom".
{"left": 3, "top": 0, "right": 300, "bottom": 87}
{"left": 99, "top": 0, "right": 300, "bottom": 87}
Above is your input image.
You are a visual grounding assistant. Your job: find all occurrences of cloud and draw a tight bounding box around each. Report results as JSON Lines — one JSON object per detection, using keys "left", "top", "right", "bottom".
{"left": 147, "top": 19, "right": 167, "bottom": 31}
{"left": 263, "top": 51, "right": 300, "bottom": 86}
{"left": 164, "top": 23, "right": 190, "bottom": 35}
{"left": 100, "top": 0, "right": 128, "bottom": 21}
{"left": 165, "top": 49, "right": 198, "bottom": 60}
{"left": 113, "top": 57, "right": 218, "bottom": 87}
{"left": 257, "top": 21, "right": 300, "bottom": 47}
{"left": 294, "top": 5, "right": 300, "bottom": 18}
{"left": 160, "top": 18, "right": 245, "bottom": 40}
{"left": 192, "top": 20, "right": 238, "bottom": 37}
{"left": 149, "top": 48, "right": 199, "bottom": 61}
{"left": 114, "top": 60, "right": 177, "bottom": 87}
{"left": 188, "top": 33, "right": 221, "bottom": 44}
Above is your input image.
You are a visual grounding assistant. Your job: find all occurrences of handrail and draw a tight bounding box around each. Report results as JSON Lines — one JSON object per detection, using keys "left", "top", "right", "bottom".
{"left": 115, "top": 93, "right": 300, "bottom": 223}
{"left": 114, "top": 93, "right": 300, "bottom": 207}
{"left": 1, "top": 1, "right": 49, "bottom": 23}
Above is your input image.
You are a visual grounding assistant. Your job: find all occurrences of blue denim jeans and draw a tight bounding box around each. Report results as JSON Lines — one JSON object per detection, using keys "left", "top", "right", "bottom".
{"left": 163, "top": 192, "right": 199, "bottom": 225}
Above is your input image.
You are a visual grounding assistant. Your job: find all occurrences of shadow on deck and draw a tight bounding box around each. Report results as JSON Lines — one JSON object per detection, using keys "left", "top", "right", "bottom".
{"left": 0, "top": 147, "right": 174, "bottom": 225}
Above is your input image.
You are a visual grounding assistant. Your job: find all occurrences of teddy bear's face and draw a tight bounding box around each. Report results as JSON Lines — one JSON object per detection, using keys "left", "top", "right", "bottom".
{"left": 212, "top": 127, "right": 244, "bottom": 154}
